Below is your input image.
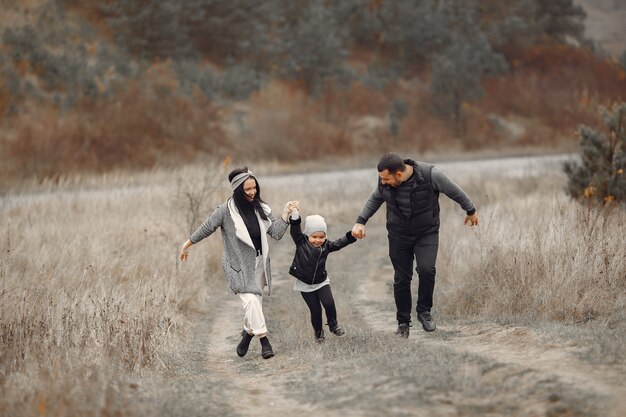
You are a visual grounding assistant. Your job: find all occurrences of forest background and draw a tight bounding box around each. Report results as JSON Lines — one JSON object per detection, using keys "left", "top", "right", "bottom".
{"left": 1, "top": 0, "right": 626, "bottom": 185}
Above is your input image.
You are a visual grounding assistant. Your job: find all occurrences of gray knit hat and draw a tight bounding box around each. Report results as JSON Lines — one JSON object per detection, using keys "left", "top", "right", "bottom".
{"left": 304, "top": 215, "right": 327, "bottom": 235}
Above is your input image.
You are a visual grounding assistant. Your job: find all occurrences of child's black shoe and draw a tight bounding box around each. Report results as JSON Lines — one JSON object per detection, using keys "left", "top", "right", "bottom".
{"left": 328, "top": 321, "right": 346, "bottom": 337}
{"left": 314, "top": 329, "right": 325, "bottom": 344}
{"left": 329, "top": 325, "right": 346, "bottom": 337}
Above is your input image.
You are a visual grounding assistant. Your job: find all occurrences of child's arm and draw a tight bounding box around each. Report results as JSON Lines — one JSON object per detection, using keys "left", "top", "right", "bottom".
{"left": 289, "top": 217, "right": 307, "bottom": 245}
{"left": 327, "top": 230, "right": 358, "bottom": 253}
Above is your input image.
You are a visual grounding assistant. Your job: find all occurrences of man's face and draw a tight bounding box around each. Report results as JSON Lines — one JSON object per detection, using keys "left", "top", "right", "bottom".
{"left": 379, "top": 169, "right": 403, "bottom": 188}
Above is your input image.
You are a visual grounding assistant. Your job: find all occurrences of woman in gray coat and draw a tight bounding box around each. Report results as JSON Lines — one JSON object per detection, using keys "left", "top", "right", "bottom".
{"left": 180, "top": 167, "right": 296, "bottom": 359}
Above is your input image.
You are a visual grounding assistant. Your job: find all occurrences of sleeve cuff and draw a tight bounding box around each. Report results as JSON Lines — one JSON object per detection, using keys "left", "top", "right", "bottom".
{"left": 466, "top": 208, "right": 476, "bottom": 216}
{"left": 356, "top": 216, "right": 367, "bottom": 225}
{"left": 345, "top": 231, "right": 357, "bottom": 243}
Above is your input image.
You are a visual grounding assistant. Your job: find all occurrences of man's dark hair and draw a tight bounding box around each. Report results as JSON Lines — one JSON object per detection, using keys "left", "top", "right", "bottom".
{"left": 228, "top": 167, "right": 268, "bottom": 221}
{"left": 377, "top": 153, "right": 406, "bottom": 173}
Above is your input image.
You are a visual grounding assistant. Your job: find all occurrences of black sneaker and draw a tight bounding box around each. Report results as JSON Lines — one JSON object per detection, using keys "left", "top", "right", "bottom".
{"left": 395, "top": 323, "right": 410, "bottom": 338}
{"left": 314, "top": 329, "right": 326, "bottom": 344}
{"left": 417, "top": 312, "right": 436, "bottom": 332}
{"left": 330, "top": 324, "right": 346, "bottom": 337}
{"left": 260, "top": 336, "right": 274, "bottom": 359}
{"left": 236, "top": 330, "right": 253, "bottom": 357}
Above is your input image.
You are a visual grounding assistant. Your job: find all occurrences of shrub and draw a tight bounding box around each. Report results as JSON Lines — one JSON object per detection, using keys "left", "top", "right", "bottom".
{"left": 2, "top": 78, "right": 228, "bottom": 180}
{"left": 564, "top": 102, "right": 626, "bottom": 206}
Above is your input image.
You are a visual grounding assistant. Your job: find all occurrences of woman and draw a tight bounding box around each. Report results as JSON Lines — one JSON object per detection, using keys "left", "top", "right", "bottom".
{"left": 180, "top": 167, "right": 296, "bottom": 359}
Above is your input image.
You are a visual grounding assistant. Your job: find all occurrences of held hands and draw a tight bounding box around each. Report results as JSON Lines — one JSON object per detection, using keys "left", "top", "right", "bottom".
{"left": 351, "top": 223, "right": 366, "bottom": 239}
{"left": 464, "top": 212, "right": 479, "bottom": 227}
{"left": 282, "top": 200, "right": 300, "bottom": 222}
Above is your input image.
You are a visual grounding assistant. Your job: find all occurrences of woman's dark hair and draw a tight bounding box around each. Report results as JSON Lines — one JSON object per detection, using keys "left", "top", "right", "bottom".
{"left": 228, "top": 167, "right": 268, "bottom": 221}
{"left": 377, "top": 153, "right": 406, "bottom": 173}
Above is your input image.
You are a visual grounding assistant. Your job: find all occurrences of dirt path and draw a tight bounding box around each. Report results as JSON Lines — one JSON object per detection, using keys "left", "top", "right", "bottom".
{"left": 143, "top": 292, "right": 319, "bottom": 417}
{"left": 354, "top": 236, "right": 626, "bottom": 417}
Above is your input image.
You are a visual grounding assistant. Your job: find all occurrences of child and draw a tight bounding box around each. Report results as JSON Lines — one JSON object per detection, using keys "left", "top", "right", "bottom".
{"left": 288, "top": 209, "right": 357, "bottom": 343}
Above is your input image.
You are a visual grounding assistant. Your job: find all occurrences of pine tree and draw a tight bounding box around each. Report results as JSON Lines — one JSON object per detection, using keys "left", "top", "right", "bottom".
{"left": 564, "top": 103, "right": 626, "bottom": 207}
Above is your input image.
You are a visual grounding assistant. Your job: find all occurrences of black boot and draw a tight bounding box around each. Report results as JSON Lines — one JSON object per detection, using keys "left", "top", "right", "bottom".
{"left": 328, "top": 320, "right": 346, "bottom": 337}
{"left": 314, "top": 329, "right": 326, "bottom": 344}
{"left": 260, "top": 336, "right": 274, "bottom": 359}
{"left": 236, "top": 330, "right": 253, "bottom": 357}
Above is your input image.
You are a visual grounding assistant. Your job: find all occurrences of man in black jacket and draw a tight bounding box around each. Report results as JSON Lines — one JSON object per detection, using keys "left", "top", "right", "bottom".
{"left": 352, "top": 153, "right": 479, "bottom": 337}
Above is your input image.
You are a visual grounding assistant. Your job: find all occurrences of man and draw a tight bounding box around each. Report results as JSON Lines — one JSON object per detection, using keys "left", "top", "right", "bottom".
{"left": 352, "top": 153, "right": 479, "bottom": 337}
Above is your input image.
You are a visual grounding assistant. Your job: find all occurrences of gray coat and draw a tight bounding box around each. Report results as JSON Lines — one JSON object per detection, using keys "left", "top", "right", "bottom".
{"left": 189, "top": 198, "right": 289, "bottom": 296}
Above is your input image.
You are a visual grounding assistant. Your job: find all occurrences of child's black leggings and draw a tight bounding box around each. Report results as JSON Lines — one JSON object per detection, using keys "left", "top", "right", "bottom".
{"left": 300, "top": 284, "right": 337, "bottom": 332}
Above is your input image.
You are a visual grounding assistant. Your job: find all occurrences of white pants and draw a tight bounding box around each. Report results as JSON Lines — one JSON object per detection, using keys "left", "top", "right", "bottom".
{"left": 238, "top": 256, "right": 267, "bottom": 336}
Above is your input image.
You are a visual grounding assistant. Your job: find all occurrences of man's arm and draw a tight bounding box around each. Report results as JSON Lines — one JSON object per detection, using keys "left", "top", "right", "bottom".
{"left": 352, "top": 187, "right": 384, "bottom": 238}
{"left": 431, "top": 166, "right": 479, "bottom": 226}
{"left": 431, "top": 167, "right": 475, "bottom": 213}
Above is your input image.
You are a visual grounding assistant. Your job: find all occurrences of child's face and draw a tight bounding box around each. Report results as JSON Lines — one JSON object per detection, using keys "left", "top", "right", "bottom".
{"left": 308, "top": 232, "right": 326, "bottom": 247}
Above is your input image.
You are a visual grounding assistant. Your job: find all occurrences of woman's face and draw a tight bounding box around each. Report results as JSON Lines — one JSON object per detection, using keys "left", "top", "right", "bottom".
{"left": 242, "top": 178, "right": 257, "bottom": 202}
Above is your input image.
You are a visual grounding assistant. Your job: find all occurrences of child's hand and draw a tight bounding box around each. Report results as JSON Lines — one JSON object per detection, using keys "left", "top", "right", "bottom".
{"left": 282, "top": 201, "right": 297, "bottom": 221}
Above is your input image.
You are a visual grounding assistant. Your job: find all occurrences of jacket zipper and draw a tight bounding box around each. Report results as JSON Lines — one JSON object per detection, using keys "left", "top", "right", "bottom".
{"left": 311, "top": 247, "right": 323, "bottom": 284}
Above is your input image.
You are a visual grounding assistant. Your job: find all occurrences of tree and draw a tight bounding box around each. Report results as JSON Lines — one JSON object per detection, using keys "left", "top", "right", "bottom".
{"left": 564, "top": 103, "right": 626, "bottom": 207}
{"left": 430, "top": 1, "right": 507, "bottom": 136}
{"left": 99, "top": 0, "right": 193, "bottom": 60}
{"left": 184, "top": 0, "right": 278, "bottom": 67}
{"left": 271, "top": 1, "right": 350, "bottom": 95}
{"left": 379, "top": 0, "right": 444, "bottom": 67}
{"left": 534, "top": 0, "right": 586, "bottom": 43}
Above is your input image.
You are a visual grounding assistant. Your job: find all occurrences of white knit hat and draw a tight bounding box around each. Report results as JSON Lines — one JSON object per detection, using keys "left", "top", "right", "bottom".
{"left": 304, "top": 215, "right": 327, "bottom": 235}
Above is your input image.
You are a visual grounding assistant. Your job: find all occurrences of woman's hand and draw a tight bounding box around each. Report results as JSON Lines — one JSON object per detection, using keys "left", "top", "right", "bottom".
{"left": 282, "top": 200, "right": 299, "bottom": 222}
{"left": 180, "top": 239, "right": 193, "bottom": 261}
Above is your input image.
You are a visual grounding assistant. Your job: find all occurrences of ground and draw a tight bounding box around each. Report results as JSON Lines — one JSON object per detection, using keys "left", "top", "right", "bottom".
{"left": 136, "top": 220, "right": 626, "bottom": 417}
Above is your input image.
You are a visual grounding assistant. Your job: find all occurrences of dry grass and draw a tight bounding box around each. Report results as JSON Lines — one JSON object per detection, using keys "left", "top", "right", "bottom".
{"left": 436, "top": 174, "right": 625, "bottom": 328}
{"left": 1, "top": 155, "right": 624, "bottom": 415}
{"left": 0, "top": 164, "right": 229, "bottom": 416}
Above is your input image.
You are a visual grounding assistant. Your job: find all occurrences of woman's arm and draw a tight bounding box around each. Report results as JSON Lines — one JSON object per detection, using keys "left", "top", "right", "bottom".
{"left": 180, "top": 204, "right": 225, "bottom": 261}
{"left": 266, "top": 201, "right": 297, "bottom": 241}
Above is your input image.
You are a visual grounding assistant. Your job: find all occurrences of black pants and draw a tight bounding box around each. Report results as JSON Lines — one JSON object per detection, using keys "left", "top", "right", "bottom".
{"left": 300, "top": 284, "right": 338, "bottom": 332}
{"left": 388, "top": 232, "right": 439, "bottom": 324}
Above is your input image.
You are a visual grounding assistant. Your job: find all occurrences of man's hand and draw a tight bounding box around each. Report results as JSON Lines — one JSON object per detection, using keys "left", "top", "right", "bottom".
{"left": 464, "top": 212, "right": 479, "bottom": 227}
{"left": 351, "top": 223, "right": 366, "bottom": 239}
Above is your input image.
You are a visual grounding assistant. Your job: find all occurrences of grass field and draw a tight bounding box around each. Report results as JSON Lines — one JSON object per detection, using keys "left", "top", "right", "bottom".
{"left": 1, "top": 155, "right": 624, "bottom": 416}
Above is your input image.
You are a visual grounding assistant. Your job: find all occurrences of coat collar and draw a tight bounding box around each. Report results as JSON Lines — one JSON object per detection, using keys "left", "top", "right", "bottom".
{"left": 227, "top": 198, "right": 271, "bottom": 252}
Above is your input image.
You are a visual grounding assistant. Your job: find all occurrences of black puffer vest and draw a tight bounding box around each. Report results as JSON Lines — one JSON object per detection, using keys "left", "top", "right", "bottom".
{"left": 379, "top": 159, "right": 440, "bottom": 237}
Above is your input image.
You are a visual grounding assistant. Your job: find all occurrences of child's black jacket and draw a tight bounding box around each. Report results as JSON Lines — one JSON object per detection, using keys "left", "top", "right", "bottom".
{"left": 288, "top": 218, "right": 356, "bottom": 285}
